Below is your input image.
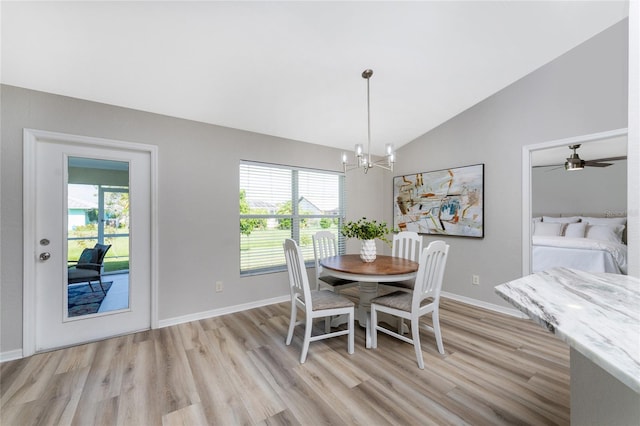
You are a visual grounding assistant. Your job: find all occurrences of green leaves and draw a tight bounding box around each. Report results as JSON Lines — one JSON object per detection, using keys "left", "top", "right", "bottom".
{"left": 341, "top": 217, "right": 394, "bottom": 243}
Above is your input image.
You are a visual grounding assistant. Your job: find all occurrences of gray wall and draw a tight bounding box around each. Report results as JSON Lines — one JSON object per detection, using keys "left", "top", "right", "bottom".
{"left": 532, "top": 161, "right": 627, "bottom": 216}
{"left": 390, "top": 19, "right": 629, "bottom": 307}
{"left": 0, "top": 87, "right": 387, "bottom": 353}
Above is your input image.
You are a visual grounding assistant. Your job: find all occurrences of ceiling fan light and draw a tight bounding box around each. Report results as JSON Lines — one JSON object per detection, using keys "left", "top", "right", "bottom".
{"left": 565, "top": 145, "right": 585, "bottom": 170}
{"left": 565, "top": 159, "right": 585, "bottom": 171}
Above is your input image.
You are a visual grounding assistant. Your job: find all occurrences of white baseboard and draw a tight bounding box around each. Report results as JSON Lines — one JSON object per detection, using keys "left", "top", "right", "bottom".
{"left": 441, "top": 292, "right": 528, "bottom": 319}
{"left": 158, "top": 295, "right": 290, "bottom": 329}
{"left": 0, "top": 349, "right": 24, "bottom": 363}
{"left": 157, "top": 292, "right": 528, "bottom": 330}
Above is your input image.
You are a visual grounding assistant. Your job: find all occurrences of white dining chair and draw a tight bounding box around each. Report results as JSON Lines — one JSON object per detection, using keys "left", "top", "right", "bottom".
{"left": 384, "top": 231, "right": 423, "bottom": 291}
{"left": 313, "top": 231, "right": 358, "bottom": 292}
{"left": 384, "top": 231, "right": 423, "bottom": 333}
{"left": 368, "top": 240, "right": 449, "bottom": 369}
{"left": 283, "top": 238, "right": 355, "bottom": 363}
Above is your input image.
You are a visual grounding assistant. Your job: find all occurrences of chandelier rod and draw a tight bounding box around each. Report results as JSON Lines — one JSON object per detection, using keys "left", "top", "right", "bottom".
{"left": 365, "top": 69, "right": 372, "bottom": 167}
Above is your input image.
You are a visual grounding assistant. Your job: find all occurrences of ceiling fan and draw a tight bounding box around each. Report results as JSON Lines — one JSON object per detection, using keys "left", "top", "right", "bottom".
{"left": 564, "top": 144, "right": 627, "bottom": 170}
{"left": 534, "top": 144, "right": 627, "bottom": 171}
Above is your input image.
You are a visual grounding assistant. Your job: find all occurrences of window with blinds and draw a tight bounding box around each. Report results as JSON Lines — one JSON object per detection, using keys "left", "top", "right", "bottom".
{"left": 240, "top": 161, "right": 346, "bottom": 276}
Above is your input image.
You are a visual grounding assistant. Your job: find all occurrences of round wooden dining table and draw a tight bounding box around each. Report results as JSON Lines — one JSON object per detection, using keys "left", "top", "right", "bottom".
{"left": 320, "top": 254, "right": 418, "bottom": 282}
{"left": 320, "top": 254, "right": 419, "bottom": 346}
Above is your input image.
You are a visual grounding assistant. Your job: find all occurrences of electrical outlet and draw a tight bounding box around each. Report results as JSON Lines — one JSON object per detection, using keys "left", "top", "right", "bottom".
{"left": 215, "top": 281, "right": 223, "bottom": 292}
{"left": 472, "top": 275, "right": 480, "bottom": 285}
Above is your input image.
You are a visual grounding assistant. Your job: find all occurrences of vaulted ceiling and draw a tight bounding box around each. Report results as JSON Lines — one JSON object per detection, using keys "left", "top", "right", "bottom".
{"left": 1, "top": 1, "right": 629, "bottom": 155}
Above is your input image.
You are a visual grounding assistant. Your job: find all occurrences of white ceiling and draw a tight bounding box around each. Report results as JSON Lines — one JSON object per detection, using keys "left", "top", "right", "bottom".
{"left": 1, "top": 1, "right": 629, "bottom": 155}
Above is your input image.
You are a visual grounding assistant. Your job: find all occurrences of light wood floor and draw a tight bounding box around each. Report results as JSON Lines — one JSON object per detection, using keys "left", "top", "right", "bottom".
{"left": 1, "top": 298, "right": 570, "bottom": 425}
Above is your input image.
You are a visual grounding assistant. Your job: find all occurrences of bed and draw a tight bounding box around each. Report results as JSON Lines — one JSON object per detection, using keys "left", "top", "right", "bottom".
{"left": 531, "top": 215, "right": 628, "bottom": 274}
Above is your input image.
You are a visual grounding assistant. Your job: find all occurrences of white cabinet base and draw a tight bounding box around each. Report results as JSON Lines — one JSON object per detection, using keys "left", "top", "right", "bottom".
{"left": 571, "top": 347, "right": 640, "bottom": 425}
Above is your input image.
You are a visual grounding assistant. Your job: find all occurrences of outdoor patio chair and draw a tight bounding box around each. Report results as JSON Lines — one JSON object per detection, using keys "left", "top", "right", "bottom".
{"left": 68, "top": 243, "right": 111, "bottom": 295}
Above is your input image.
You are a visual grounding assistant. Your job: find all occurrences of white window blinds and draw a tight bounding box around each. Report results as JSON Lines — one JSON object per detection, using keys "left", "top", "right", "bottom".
{"left": 240, "top": 161, "right": 346, "bottom": 276}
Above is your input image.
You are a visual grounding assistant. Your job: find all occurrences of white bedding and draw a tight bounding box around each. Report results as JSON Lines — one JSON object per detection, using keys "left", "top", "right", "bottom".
{"left": 532, "top": 236, "right": 628, "bottom": 274}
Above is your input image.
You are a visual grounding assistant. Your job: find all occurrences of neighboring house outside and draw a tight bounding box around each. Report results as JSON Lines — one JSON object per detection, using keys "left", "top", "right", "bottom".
{"left": 298, "top": 196, "right": 322, "bottom": 216}
{"left": 248, "top": 199, "right": 278, "bottom": 228}
{"left": 68, "top": 196, "right": 98, "bottom": 230}
{"left": 247, "top": 197, "right": 328, "bottom": 229}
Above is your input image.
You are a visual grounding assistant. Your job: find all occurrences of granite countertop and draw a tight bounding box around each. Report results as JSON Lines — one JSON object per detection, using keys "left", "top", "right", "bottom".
{"left": 495, "top": 267, "right": 640, "bottom": 393}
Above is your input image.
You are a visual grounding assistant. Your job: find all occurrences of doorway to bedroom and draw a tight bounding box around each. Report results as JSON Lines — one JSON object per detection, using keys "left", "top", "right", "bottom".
{"left": 523, "top": 128, "right": 628, "bottom": 275}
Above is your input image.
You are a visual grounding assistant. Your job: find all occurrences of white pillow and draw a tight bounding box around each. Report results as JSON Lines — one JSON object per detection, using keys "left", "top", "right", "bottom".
{"left": 532, "top": 217, "right": 542, "bottom": 223}
{"left": 543, "top": 216, "right": 580, "bottom": 224}
{"left": 585, "top": 224, "right": 625, "bottom": 243}
{"left": 533, "top": 222, "right": 563, "bottom": 236}
{"left": 564, "top": 223, "right": 587, "bottom": 238}
{"left": 580, "top": 216, "right": 627, "bottom": 226}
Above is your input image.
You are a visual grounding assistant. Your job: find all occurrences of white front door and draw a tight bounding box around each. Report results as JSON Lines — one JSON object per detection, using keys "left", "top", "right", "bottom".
{"left": 24, "top": 129, "right": 157, "bottom": 354}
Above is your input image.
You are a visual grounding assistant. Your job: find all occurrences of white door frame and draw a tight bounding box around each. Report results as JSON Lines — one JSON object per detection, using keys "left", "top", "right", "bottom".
{"left": 23, "top": 128, "right": 159, "bottom": 357}
{"left": 521, "top": 127, "right": 628, "bottom": 276}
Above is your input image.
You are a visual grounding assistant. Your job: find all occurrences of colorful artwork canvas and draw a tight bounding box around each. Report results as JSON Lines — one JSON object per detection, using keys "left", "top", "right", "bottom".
{"left": 393, "top": 164, "right": 484, "bottom": 238}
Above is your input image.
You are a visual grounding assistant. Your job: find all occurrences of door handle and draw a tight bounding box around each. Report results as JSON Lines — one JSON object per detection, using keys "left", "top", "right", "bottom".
{"left": 39, "top": 252, "right": 51, "bottom": 261}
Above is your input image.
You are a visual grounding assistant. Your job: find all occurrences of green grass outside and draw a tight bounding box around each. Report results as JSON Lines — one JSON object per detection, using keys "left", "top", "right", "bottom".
{"left": 104, "top": 259, "right": 129, "bottom": 273}
{"left": 68, "top": 236, "right": 130, "bottom": 272}
{"left": 69, "top": 225, "right": 340, "bottom": 273}
{"left": 240, "top": 225, "right": 340, "bottom": 271}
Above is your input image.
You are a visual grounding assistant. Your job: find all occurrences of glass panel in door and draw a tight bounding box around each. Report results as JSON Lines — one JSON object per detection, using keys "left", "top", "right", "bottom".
{"left": 67, "top": 157, "right": 130, "bottom": 318}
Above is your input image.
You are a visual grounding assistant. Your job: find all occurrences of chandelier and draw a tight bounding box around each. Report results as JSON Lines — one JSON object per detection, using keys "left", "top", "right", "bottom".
{"left": 342, "top": 69, "right": 395, "bottom": 173}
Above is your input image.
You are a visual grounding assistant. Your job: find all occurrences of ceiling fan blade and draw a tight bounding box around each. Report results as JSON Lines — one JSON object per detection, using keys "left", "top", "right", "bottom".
{"left": 532, "top": 155, "right": 625, "bottom": 169}
{"left": 584, "top": 161, "right": 613, "bottom": 167}
{"left": 532, "top": 164, "right": 561, "bottom": 169}
{"left": 532, "top": 164, "right": 564, "bottom": 171}
{"left": 589, "top": 156, "right": 627, "bottom": 162}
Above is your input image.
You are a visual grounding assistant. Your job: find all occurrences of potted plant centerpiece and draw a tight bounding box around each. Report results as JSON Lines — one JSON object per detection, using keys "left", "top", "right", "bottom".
{"left": 341, "top": 217, "right": 394, "bottom": 263}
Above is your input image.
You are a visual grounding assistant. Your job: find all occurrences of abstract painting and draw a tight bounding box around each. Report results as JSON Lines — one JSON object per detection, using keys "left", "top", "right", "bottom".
{"left": 393, "top": 164, "right": 484, "bottom": 238}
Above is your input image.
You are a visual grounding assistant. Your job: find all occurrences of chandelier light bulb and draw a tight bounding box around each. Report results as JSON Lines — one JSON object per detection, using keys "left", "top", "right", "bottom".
{"left": 385, "top": 143, "right": 394, "bottom": 156}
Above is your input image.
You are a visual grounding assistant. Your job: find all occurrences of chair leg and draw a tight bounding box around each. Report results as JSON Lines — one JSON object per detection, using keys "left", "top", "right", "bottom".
{"left": 347, "top": 309, "right": 354, "bottom": 355}
{"left": 370, "top": 306, "right": 378, "bottom": 349}
{"left": 286, "top": 304, "right": 297, "bottom": 345}
{"left": 300, "top": 316, "right": 313, "bottom": 363}
{"left": 411, "top": 317, "right": 424, "bottom": 369}
{"left": 98, "top": 278, "right": 107, "bottom": 295}
{"left": 87, "top": 281, "right": 95, "bottom": 292}
{"left": 433, "top": 309, "right": 445, "bottom": 355}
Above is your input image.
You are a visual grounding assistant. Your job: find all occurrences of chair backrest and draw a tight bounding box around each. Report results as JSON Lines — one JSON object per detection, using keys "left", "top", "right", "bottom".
{"left": 412, "top": 240, "right": 449, "bottom": 307}
{"left": 283, "top": 239, "right": 312, "bottom": 307}
{"left": 312, "top": 231, "right": 339, "bottom": 285}
{"left": 76, "top": 244, "right": 111, "bottom": 271}
{"left": 392, "top": 231, "right": 423, "bottom": 262}
{"left": 93, "top": 243, "right": 111, "bottom": 265}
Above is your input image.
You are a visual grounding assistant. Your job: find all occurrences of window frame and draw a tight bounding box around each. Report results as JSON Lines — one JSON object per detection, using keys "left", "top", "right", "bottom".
{"left": 239, "top": 160, "right": 346, "bottom": 276}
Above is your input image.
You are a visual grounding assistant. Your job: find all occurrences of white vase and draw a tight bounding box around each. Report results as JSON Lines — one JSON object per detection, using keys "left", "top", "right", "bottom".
{"left": 360, "top": 239, "right": 377, "bottom": 263}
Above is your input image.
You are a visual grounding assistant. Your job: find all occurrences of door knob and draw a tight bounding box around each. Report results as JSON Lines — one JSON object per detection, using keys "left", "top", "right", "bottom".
{"left": 39, "top": 252, "right": 51, "bottom": 261}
